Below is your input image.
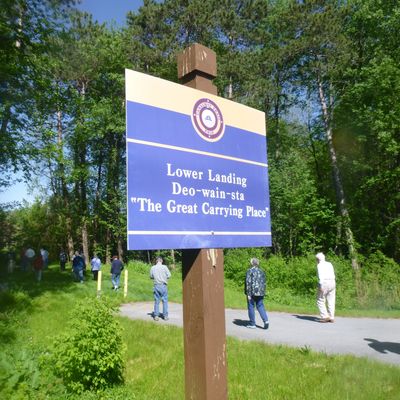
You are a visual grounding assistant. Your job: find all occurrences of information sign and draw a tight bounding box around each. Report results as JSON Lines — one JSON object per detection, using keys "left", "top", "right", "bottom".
{"left": 126, "top": 69, "right": 271, "bottom": 250}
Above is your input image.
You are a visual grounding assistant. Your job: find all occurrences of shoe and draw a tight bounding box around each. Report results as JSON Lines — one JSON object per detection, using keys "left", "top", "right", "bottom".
{"left": 318, "top": 317, "right": 331, "bottom": 323}
{"left": 246, "top": 325, "right": 256, "bottom": 329}
{"left": 154, "top": 316, "right": 159, "bottom": 321}
{"left": 164, "top": 317, "right": 169, "bottom": 321}
{"left": 329, "top": 318, "right": 334, "bottom": 323}
{"left": 264, "top": 321, "right": 269, "bottom": 330}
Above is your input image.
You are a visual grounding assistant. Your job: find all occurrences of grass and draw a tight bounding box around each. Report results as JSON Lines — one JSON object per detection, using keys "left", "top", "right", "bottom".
{"left": 0, "top": 262, "right": 399, "bottom": 399}
{"left": 119, "top": 317, "right": 400, "bottom": 400}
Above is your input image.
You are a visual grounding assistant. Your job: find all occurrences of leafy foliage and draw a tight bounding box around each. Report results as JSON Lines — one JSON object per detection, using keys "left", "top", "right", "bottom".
{"left": 1, "top": 0, "right": 400, "bottom": 267}
{"left": 224, "top": 247, "right": 267, "bottom": 287}
{"left": 52, "top": 298, "right": 125, "bottom": 393}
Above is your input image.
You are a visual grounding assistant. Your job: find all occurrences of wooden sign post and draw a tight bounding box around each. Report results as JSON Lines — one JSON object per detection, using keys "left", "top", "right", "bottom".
{"left": 178, "top": 44, "right": 228, "bottom": 400}
{"left": 126, "top": 42, "right": 271, "bottom": 400}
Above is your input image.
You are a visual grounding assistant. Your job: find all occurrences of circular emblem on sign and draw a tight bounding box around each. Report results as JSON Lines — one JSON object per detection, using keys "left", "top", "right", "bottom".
{"left": 191, "top": 98, "right": 225, "bottom": 142}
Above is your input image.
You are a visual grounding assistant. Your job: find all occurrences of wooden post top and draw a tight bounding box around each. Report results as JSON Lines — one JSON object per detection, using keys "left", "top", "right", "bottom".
{"left": 177, "top": 43, "right": 217, "bottom": 95}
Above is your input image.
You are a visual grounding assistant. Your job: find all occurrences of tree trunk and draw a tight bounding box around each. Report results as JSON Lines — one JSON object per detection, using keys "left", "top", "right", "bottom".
{"left": 147, "top": 251, "right": 151, "bottom": 265}
{"left": 118, "top": 238, "right": 123, "bottom": 260}
{"left": 273, "top": 72, "right": 283, "bottom": 160}
{"left": 105, "top": 228, "right": 111, "bottom": 265}
{"left": 82, "top": 219, "right": 89, "bottom": 263}
{"left": 170, "top": 249, "right": 176, "bottom": 269}
{"left": 66, "top": 219, "right": 74, "bottom": 260}
{"left": 77, "top": 81, "right": 89, "bottom": 262}
{"left": 227, "top": 76, "right": 233, "bottom": 100}
{"left": 317, "top": 77, "right": 359, "bottom": 270}
{"left": 92, "top": 149, "right": 104, "bottom": 255}
{"left": 1, "top": 105, "right": 10, "bottom": 136}
{"left": 57, "top": 108, "right": 74, "bottom": 259}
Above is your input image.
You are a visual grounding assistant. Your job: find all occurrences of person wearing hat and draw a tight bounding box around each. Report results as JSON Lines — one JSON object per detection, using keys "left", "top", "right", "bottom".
{"left": 150, "top": 257, "right": 171, "bottom": 321}
{"left": 244, "top": 257, "right": 269, "bottom": 329}
{"left": 316, "top": 252, "right": 336, "bottom": 323}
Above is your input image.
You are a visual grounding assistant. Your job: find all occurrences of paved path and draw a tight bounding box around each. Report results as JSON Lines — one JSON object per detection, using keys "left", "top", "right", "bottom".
{"left": 120, "top": 302, "right": 400, "bottom": 366}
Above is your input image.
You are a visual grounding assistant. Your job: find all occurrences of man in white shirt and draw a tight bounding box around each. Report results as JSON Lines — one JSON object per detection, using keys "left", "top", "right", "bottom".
{"left": 150, "top": 257, "right": 171, "bottom": 321}
{"left": 316, "top": 252, "right": 336, "bottom": 323}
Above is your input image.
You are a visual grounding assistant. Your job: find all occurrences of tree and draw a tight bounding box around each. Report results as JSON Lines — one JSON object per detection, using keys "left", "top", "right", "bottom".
{"left": 269, "top": 122, "right": 336, "bottom": 256}
{"left": 267, "top": 0, "right": 360, "bottom": 266}
{"left": 336, "top": 0, "right": 400, "bottom": 261}
{"left": 0, "top": 0, "right": 75, "bottom": 186}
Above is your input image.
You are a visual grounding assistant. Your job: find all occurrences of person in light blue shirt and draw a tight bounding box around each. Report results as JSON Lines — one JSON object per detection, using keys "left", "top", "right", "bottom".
{"left": 150, "top": 257, "right": 171, "bottom": 321}
{"left": 90, "top": 254, "right": 101, "bottom": 281}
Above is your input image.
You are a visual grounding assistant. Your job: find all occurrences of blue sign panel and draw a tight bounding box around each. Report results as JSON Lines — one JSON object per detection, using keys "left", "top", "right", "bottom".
{"left": 126, "top": 69, "right": 271, "bottom": 250}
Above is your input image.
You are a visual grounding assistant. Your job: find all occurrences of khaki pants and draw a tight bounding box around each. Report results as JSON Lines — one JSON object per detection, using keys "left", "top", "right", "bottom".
{"left": 317, "top": 282, "right": 336, "bottom": 320}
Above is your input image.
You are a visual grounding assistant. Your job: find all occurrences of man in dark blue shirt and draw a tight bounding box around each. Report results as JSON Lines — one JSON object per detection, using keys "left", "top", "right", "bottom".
{"left": 110, "top": 255, "right": 124, "bottom": 290}
{"left": 72, "top": 251, "right": 85, "bottom": 283}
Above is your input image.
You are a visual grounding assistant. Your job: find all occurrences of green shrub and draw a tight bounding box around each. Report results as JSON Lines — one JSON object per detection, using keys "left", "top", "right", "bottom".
{"left": 357, "top": 251, "right": 400, "bottom": 309}
{"left": 52, "top": 298, "right": 125, "bottom": 393}
{"left": 285, "top": 256, "right": 316, "bottom": 295}
{"left": 263, "top": 255, "right": 291, "bottom": 290}
{"left": 361, "top": 251, "right": 400, "bottom": 285}
{"left": 266, "top": 255, "right": 317, "bottom": 306}
{"left": 224, "top": 248, "right": 266, "bottom": 286}
{"left": 127, "top": 260, "right": 150, "bottom": 275}
{"left": 0, "top": 348, "right": 42, "bottom": 399}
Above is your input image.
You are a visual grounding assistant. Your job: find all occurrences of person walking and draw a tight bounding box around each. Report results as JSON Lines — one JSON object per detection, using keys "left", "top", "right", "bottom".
{"left": 72, "top": 251, "right": 85, "bottom": 283}
{"left": 40, "top": 248, "right": 49, "bottom": 270}
{"left": 110, "top": 255, "right": 124, "bottom": 290}
{"left": 7, "top": 250, "right": 16, "bottom": 274}
{"left": 90, "top": 254, "right": 101, "bottom": 281}
{"left": 316, "top": 252, "right": 336, "bottom": 323}
{"left": 150, "top": 257, "right": 171, "bottom": 321}
{"left": 25, "top": 248, "right": 35, "bottom": 272}
{"left": 245, "top": 257, "right": 269, "bottom": 330}
{"left": 59, "top": 250, "right": 67, "bottom": 271}
{"left": 33, "top": 254, "right": 43, "bottom": 282}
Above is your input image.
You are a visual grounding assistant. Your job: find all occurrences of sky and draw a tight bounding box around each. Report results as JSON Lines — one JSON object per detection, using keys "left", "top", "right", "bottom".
{"left": 77, "top": 0, "right": 143, "bottom": 26}
{"left": 0, "top": 1, "right": 143, "bottom": 205}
